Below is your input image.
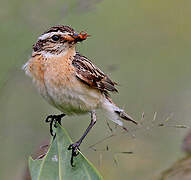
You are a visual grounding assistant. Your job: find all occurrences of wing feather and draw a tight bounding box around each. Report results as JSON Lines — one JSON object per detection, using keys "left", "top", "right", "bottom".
{"left": 72, "top": 52, "right": 118, "bottom": 94}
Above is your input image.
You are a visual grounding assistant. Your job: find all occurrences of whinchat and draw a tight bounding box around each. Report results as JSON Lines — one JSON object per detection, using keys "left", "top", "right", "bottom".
{"left": 23, "top": 25, "right": 137, "bottom": 166}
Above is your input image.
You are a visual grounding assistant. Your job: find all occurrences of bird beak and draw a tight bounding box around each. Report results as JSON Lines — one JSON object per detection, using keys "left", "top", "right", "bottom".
{"left": 64, "top": 32, "right": 89, "bottom": 43}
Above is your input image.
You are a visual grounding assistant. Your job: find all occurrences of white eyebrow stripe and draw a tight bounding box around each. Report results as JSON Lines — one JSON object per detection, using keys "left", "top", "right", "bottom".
{"left": 38, "top": 31, "right": 70, "bottom": 40}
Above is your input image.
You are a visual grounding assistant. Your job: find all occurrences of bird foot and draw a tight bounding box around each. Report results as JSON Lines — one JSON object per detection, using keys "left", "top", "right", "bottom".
{"left": 68, "top": 142, "right": 81, "bottom": 167}
{"left": 45, "top": 114, "right": 65, "bottom": 138}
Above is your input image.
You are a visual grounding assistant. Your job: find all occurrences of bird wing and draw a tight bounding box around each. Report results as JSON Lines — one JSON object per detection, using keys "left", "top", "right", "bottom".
{"left": 72, "top": 52, "right": 118, "bottom": 94}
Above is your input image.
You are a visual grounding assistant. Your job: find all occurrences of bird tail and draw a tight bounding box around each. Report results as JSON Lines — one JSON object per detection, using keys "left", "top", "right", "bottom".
{"left": 102, "top": 98, "right": 137, "bottom": 127}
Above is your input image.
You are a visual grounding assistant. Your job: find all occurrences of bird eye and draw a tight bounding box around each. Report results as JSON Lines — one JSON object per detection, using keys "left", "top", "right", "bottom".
{"left": 51, "top": 35, "right": 60, "bottom": 41}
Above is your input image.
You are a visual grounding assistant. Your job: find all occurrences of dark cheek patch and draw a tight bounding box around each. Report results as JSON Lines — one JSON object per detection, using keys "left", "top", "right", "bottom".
{"left": 33, "top": 40, "right": 44, "bottom": 52}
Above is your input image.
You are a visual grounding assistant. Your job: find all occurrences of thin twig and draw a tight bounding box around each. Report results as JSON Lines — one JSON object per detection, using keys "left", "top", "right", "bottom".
{"left": 83, "top": 112, "right": 188, "bottom": 152}
{"left": 106, "top": 120, "right": 113, "bottom": 133}
{"left": 152, "top": 112, "right": 157, "bottom": 122}
{"left": 87, "top": 134, "right": 115, "bottom": 150}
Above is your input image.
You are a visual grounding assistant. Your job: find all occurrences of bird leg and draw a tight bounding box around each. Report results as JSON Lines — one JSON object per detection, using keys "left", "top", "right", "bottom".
{"left": 68, "top": 111, "right": 97, "bottom": 167}
{"left": 45, "top": 114, "right": 65, "bottom": 139}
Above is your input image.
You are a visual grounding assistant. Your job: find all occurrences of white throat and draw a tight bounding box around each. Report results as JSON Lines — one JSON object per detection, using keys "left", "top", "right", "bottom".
{"left": 40, "top": 50, "right": 68, "bottom": 58}
{"left": 39, "top": 45, "right": 76, "bottom": 58}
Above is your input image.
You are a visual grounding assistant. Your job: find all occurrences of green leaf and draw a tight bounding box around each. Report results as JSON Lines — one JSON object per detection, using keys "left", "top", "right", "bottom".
{"left": 29, "top": 124, "right": 104, "bottom": 180}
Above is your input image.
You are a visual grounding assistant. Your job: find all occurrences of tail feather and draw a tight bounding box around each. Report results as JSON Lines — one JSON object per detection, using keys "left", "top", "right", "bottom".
{"left": 102, "top": 98, "right": 138, "bottom": 126}
{"left": 114, "top": 109, "right": 138, "bottom": 125}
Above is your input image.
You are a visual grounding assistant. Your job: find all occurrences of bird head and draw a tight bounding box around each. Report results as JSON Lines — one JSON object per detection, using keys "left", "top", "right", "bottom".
{"left": 33, "top": 25, "right": 89, "bottom": 56}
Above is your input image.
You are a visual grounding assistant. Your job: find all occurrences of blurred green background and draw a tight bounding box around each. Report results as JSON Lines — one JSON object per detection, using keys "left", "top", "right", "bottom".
{"left": 1, "top": 0, "right": 191, "bottom": 179}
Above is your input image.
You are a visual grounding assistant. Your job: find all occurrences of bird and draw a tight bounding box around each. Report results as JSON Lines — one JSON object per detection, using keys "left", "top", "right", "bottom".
{"left": 23, "top": 25, "right": 137, "bottom": 166}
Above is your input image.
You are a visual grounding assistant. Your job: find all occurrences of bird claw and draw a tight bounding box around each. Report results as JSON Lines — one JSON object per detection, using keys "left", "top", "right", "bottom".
{"left": 68, "top": 142, "right": 81, "bottom": 167}
{"left": 45, "top": 114, "right": 65, "bottom": 138}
